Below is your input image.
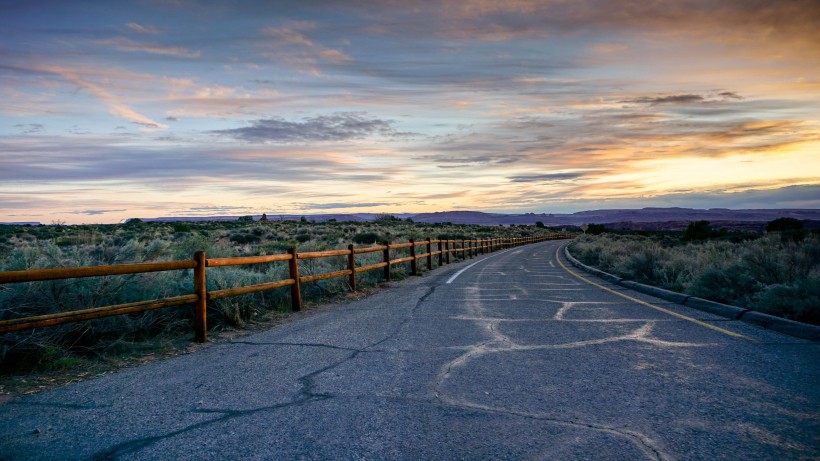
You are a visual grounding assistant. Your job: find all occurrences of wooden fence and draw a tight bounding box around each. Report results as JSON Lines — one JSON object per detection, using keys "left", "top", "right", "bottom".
{"left": 0, "top": 234, "right": 574, "bottom": 342}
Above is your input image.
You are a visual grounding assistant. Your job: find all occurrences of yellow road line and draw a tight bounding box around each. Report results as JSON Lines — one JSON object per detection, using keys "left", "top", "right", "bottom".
{"left": 554, "top": 245, "right": 757, "bottom": 342}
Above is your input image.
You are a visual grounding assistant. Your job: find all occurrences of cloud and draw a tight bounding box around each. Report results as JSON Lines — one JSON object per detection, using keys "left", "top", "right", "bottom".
{"left": 352, "top": 0, "right": 820, "bottom": 46}
{"left": 43, "top": 66, "right": 168, "bottom": 129}
{"left": 508, "top": 172, "right": 589, "bottom": 183}
{"left": 164, "top": 85, "right": 282, "bottom": 119}
{"left": 69, "top": 209, "right": 127, "bottom": 215}
{"left": 96, "top": 37, "right": 200, "bottom": 58}
{"left": 0, "top": 136, "right": 390, "bottom": 187}
{"left": 620, "top": 94, "right": 704, "bottom": 105}
{"left": 718, "top": 91, "right": 743, "bottom": 100}
{"left": 603, "top": 184, "right": 820, "bottom": 210}
{"left": 260, "top": 23, "right": 352, "bottom": 75}
{"left": 211, "top": 113, "right": 407, "bottom": 143}
{"left": 126, "top": 22, "right": 161, "bottom": 35}
{"left": 304, "top": 202, "right": 391, "bottom": 210}
{"left": 172, "top": 205, "right": 257, "bottom": 216}
{"left": 13, "top": 123, "right": 45, "bottom": 134}
{"left": 617, "top": 92, "right": 742, "bottom": 107}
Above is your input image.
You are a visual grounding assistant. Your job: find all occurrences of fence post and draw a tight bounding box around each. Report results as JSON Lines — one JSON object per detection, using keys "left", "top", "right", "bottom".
{"left": 383, "top": 241, "right": 391, "bottom": 282}
{"left": 347, "top": 244, "right": 356, "bottom": 291}
{"left": 438, "top": 240, "right": 443, "bottom": 266}
{"left": 193, "top": 251, "right": 207, "bottom": 343}
{"left": 409, "top": 239, "right": 418, "bottom": 276}
{"left": 288, "top": 248, "right": 301, "bottom": 311}
{"left": 460, "top": 240, "right": 466, "bottom": 259}
{"left": 426, "top": 238, "right": 433, "bottom": 270}
{"left": 445, "top": 240, "right": 450, "bottom": 264}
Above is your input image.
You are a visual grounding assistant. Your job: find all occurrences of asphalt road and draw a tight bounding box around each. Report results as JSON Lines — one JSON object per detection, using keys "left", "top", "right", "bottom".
{"left": 1, "top": 240, "right": 818, "bottom": 460}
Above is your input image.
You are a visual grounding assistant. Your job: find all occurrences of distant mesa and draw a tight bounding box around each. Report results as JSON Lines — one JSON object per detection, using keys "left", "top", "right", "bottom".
{"left": 5, "top": 208, "right": 818, "bottom": 228}
{"left": 129, "top": 208, "right": 820, "bottom": 230}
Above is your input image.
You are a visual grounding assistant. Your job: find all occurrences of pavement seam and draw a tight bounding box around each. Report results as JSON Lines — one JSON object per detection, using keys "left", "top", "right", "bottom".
{"left": 430, "top": 241, "right": 672, "bottom": 461}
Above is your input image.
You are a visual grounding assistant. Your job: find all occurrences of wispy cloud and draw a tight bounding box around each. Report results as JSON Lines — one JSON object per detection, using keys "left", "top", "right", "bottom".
{"left": 305, "top": 202, "right": 391, "bottom": 210}
{"left": 718, "top": 91, "right": 743, "bottom": 100}
{"left": 13, "top": 123, "right": 45, "bottom": 134}
{"left": 165, "top": 85, "right": 281, "bottom": 119}
{"left": 69, "top": 209, "right": 127, "bottom": 216}
{"left": 1, "top": 1, "right": 817, "bottom": 223}
{"left": 44, "top": 66, "right": 168, "bottom": 129}
{"left": 212, "top": 113, "right": 408, "bottom": 143}
{"left": 126, "top": 22, "right": 161, "bottom": 35}
{"left": 260, "top": 23, "right": 352, "bottom": 75}
{"left": 620, "top": 94, "right": 704, "bottom": 105}
{"left": 508, "top": 172, "right": 590, "bottom": 183}
{"left": 172, "top": 205, "right": 257, "bottom": 216}
{"left": 96, "top": 37, "right": 200, "bottom": 58}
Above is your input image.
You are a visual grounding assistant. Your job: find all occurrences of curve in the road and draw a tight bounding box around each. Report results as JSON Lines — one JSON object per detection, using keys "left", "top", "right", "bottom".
{"left": 553, "top": 245, "right": 756, "bottom": 342}
{"left": 2, "top": 240, "right": 818, "bottom": 461}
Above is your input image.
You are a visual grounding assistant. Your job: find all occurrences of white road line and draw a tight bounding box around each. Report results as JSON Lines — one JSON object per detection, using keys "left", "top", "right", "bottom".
{"left": 445, "top": 248, "right": 517, "bottom": 284}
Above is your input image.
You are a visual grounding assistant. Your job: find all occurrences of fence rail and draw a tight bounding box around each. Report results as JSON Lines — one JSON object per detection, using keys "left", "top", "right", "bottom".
{"left": 0, "top": 234, "right": 575, "bottom": 342}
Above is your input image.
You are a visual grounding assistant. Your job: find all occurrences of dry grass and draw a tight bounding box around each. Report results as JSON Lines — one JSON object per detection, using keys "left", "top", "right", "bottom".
{"left": 570, "top": 232, "right": 820, "bottom": 325}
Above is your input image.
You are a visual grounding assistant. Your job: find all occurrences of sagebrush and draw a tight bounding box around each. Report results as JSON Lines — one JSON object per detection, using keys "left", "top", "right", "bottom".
{"left": 0, "top": 219, "right": 552, "bottom": 371}
{"left": 570, "top": 232, "right": 820, "bottom": 325}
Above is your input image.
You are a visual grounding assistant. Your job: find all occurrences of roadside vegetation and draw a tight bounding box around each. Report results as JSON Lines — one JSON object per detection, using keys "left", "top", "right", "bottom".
{"left": 0, "top": 217, "right": 557, "bottom": 375}
{"left": 569, "top": 219, "right": 819, "bottom": 325}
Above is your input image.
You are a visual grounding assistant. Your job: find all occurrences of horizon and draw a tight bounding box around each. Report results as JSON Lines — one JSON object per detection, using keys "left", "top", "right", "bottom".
{"left": 3, "top": 206, "right": 819, "bottom": 227}
{"left": 2, "top": 1, "right": 819, "bottom": 225}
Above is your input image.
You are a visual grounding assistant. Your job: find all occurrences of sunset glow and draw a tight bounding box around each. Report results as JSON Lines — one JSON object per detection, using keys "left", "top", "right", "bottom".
{"left": 1, "top": 1, "right": 818, "bottom": 224}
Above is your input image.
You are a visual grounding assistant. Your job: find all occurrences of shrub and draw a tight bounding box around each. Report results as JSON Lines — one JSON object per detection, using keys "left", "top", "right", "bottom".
{"left": 750, "top": 272, "right": 820, "bottom": 324}
{"left": 352, "top": 232, "right": 382, "bottom": 244}
{"left": 0, "top": 219, "right": 563, "bottom": 371}
{"left": 767, "top": 217, "right": 803, "bottom": 233}
{"left": 571, "top": 233, "right": 820, "bottom": 325}
{"left": 229, "top": 233, "right": 261, "bottom": 244}
{"left": 374, "top": 214, "right": 400, "bottom": 223}
{"left": 172, "top": 223, "right": 192, "bottom": 233}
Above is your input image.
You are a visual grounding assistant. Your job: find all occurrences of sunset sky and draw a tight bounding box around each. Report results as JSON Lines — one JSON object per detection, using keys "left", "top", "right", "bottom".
{"left": 2, "top": 0, "right": 819, "bottom": 224}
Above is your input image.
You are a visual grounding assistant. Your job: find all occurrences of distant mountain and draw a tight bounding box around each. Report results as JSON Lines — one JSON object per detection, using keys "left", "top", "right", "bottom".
{"left": 409, "top": 208, "right": 820, "bottom": 227}
{"left": 142, "top": 213, "right": 415, "bottom": 223}
{"left": 134, "top": 208, "right": 820, "bottom": 228}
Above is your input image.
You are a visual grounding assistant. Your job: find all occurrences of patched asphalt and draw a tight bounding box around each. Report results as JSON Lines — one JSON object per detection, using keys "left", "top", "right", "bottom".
{"left": 1, "top": 240, "right": 818, "bottom": 460}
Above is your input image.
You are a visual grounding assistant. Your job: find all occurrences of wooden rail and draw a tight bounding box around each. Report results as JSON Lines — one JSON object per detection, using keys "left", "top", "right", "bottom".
{"left": 0, "top": 234, "right": 575, "bottom": 341}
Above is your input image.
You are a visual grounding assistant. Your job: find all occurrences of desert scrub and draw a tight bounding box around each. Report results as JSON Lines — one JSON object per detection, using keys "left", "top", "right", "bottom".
{"left": 569, "top": 233, "right": 820, "bottom": 325}
{"left": 1, "top": 220, "right": 556, "bottom": 371}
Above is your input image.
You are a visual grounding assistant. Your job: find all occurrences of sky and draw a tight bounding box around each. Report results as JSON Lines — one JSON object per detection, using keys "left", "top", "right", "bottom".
{"left": 1, "top": 0, "right": 819, "bottom": 224}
